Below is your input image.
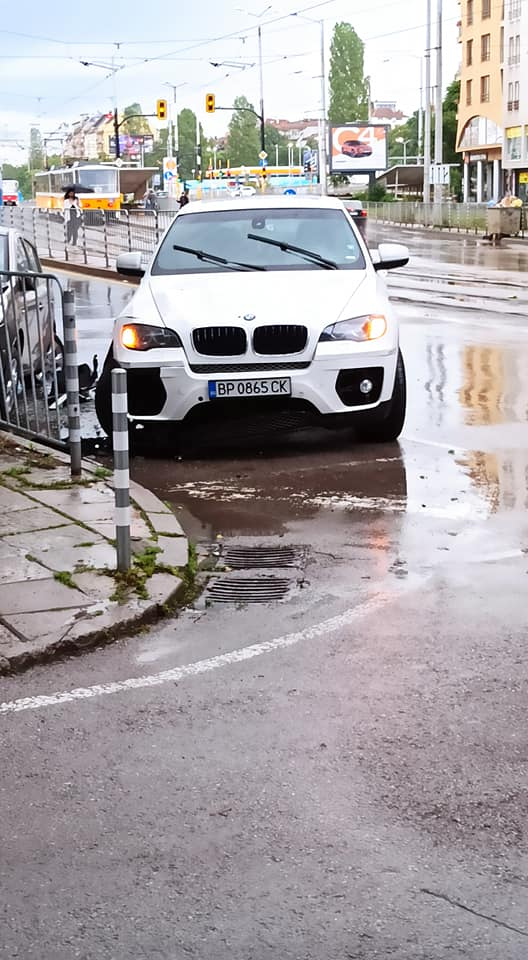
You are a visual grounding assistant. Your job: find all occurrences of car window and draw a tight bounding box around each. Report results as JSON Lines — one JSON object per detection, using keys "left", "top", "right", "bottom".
{"left": 151, "top": 207, "right": 366, "bottom": 275}
{"left": 15, "top": 238, "right": 29, "bottom": 273}
{"left": 22, "top": 240, "right": 41, "bottom": 273}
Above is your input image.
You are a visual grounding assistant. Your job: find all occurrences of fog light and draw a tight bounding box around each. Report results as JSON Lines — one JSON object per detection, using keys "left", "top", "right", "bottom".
{"left": 360, "top": 378, "right": 373, "bottom": 395}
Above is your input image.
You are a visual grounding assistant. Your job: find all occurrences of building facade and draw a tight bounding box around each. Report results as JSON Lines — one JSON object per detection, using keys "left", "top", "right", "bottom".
{"left": 456, "top": 0, "right": 504, "bottom": 201}
{"left": 502, "top": 0, "right": 528, "bottom": 198}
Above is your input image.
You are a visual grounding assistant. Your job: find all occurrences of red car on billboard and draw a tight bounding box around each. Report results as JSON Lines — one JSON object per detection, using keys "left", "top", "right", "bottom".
{"left": 341, "top": 140, "right": 373, "bottom": 159}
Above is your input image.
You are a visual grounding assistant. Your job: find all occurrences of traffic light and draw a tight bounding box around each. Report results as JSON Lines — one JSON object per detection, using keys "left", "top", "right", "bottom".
{"left": 156, "top": 99, "right": 167, "bottom": 121}
{"left": 205, "top": 93, "right": 215, "bottom": 114}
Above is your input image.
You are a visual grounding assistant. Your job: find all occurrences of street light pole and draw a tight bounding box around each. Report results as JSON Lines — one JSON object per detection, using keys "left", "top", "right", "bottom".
{"left": 423, "top": 0, "right": 432, "bottom": 202}
{"left": 257, "top": 26, "right": 266, "bottom": 153}
{"left": 319, "top": 19, "right": 327, "bottom": 195}
{"left": 433, "top": 0, "right": 443, "bottom": 203}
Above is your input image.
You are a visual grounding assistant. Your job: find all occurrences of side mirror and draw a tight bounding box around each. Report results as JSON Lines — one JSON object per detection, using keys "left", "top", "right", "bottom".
{"left": 372, "top": 242, "right": 409, "bottom": 271}
{"left": 116, "top": 252, "right": 145, "bottom": 278}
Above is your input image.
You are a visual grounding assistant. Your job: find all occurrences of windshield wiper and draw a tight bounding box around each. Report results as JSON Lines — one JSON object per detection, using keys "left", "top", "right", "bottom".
{"left": 247, "top": 233, "right": 338, "bottom": 269}
{"left": 172, "top": 243, "right": 266, "bottom": 272}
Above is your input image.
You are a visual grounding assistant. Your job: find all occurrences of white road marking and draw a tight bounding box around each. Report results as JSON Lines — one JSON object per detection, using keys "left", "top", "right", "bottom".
{"left": 0, "top": 588, "right": 408, "bottom": 716}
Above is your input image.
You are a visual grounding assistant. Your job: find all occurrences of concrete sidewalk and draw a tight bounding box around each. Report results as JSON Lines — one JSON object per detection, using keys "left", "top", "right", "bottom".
{"left": 0, "top": 432, "right": 190, "bottom": 675}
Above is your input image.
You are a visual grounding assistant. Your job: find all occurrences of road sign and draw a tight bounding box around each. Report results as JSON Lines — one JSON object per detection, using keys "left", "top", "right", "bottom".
{"left": 429, "top": 163, "right": 451, "bottom": 185}
{"left": 164, "top": 170, "right": 174, "bottom": 180}
{"left": 259, "top": 150, "right": 268, "bottom": 160}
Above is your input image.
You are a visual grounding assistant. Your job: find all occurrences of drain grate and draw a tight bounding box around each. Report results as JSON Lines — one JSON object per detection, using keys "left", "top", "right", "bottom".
{"left": 206, "top": 576, "right": 292, "bottom": 603}
{"left": 222, "top": 545, "right": 303, "bottom": 569}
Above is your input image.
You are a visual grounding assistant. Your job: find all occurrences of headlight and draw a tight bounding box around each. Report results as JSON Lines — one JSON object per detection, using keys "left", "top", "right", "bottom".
{"left": 120, "top": 323, "right": 182, "bottom": 351}
{"left": 319, "top": 314, "right": 387, "bottom": 342}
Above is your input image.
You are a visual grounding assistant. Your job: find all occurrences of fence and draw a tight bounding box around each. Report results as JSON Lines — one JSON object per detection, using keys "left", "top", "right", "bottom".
{"left": 0, "top": 268, "right": 81, "bottom": 466}
{"left": 365, "top": 201, "right": 490, "bottom": 234}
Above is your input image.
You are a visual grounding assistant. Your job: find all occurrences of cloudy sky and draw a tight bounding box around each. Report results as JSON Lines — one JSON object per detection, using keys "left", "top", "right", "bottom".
{"left": 0, "top": 0, "right": 459, "bottom": 164}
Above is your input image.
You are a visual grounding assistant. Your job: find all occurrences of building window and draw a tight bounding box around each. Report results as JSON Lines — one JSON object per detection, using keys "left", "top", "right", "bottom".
{"left": 480, "top": 75, "right": 490, "bottom": 101}
{"left": 467, "top": 0, "right": 474, "bottom": 23}
{"left": 482, "top": 0, "right": 491, "bottom": 17}
{"left": 467, "top": 39, "right": 473, "bottom": 64}
{"left": 506, "top": 130, "right": 521, "bottom": 160}
{"left": 500, "top": 26, "right": 504, "bottom": 62}
{"left": 466, "top": 79, "right": 473, "bottom": 104}
{"left": 515, "top": 35, "right": 520, "bottom": 61}
{"left": 507, "top": 81, "right": 520, "bottom": 110}
{"left": 481, "top": 33, "right": 491, "bottom": 59}
{"left": 509, "top": 0, "right": 522, "bottom": 18}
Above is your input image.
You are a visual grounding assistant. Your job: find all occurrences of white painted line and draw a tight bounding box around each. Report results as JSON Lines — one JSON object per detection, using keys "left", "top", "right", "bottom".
{"left": 0, "top": 587, "right": 407, "bottom": 716}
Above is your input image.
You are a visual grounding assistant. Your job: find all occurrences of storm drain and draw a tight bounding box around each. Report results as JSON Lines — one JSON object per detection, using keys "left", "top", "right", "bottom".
{"left": 222, "top": 545, "right": 303, "bottom": 569}
{"left": 205, "top": 576, "right": 292, "bottom": 604}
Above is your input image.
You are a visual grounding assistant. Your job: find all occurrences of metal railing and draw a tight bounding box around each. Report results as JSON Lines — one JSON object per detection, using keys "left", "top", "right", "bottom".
{"left": 365, "top": 201, "right": 490, "bottom": 233}
{"left": 0, "top": 268, "right": 81, "bottom": 467}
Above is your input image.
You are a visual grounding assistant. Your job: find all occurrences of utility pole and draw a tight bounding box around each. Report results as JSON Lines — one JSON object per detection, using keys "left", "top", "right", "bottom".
{"left": 257, "top": 26, "right": 266, "bottom": 153}
{"left": 319, "top": 19, "right": 327, "bottom": 195}
{"left": 433, "top": 0, "right": 443, "bottom": 203}
{"left": 423, "top": 0, "right": 432, "bottom": 203}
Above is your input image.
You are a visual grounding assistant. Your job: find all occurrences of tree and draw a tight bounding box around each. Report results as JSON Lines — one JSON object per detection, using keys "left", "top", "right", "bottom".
{"left": 440, "top": 78, "right": 460, "bottom": 164}
{"left": 29, "top": 127, "right": 44, "bottom": 172}
{"left": 177, "top": 108, "right": 202, "bottom": 181}
{"left": 122, "top": 103, "right": 151, "bottom": 136}
{"left": 388, "top": 114, "right": 419, "bottom": 162}
{"left": 264, "top": 124, "right": 289, "bottom": 165}
{"left": 328, "top": 23, "right": 369, "bottom": 125}
{"left": 226, "top": 95, "right": 260, "bottom": 166}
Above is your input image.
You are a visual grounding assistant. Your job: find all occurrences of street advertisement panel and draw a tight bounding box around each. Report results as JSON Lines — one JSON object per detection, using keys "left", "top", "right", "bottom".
{"left": 109, "top": 135, "right": 154, "bottom": 158}
{"left": 329, "top": 124, "right": 388, "bottom": 174}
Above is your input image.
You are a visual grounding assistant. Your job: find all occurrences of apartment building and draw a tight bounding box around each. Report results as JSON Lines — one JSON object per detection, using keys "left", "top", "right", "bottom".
{"left": 502, "top": 0, "right": 528, "bottom": 198}
{"left": 456, "top": 0, "right": 504, "bottom": 201}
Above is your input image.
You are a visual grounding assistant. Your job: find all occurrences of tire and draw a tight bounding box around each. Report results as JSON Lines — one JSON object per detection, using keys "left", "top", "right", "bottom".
{"left": 94, "top": 348, "right": 116, "bottom": 437}
{"left": 356, "top": 350, "right": 406, "bottom": 443}
{"left": 0, "top": 347, "right": 22, "bottom": 420}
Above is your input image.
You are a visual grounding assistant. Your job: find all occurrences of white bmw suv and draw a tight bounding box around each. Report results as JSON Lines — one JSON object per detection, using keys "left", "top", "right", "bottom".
{"left": 96, "top": 196, "right": 409, "bottom": 444}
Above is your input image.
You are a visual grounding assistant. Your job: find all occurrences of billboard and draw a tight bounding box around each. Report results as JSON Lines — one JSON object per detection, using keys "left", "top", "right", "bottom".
{"left": 109, "top": 134, "right": 154, "bottom": 158}
{"left": 329, "top": 124, "right": 388, "bottom": 174}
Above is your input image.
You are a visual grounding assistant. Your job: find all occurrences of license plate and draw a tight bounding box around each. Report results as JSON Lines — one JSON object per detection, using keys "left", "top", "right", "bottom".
{"left": 208, "top": 377, "right": 292, "bottom": 399}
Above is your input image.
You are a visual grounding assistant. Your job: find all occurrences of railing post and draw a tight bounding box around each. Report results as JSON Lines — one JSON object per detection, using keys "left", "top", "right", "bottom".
{"left": 111, "top": 368, "right": 131, "bottom": 572}
{"left": 62, "top": 290, "right": 82, "bottom": 477}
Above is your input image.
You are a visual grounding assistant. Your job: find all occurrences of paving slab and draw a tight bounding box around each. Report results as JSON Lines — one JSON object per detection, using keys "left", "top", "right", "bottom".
{"left": 0, "top": 545, "right": 51, "bottom": 584}
{"left": 145, "top": 571, "right": 184, "bottom": 603}
{"left": 0, "top": 487, "right": 36, "bottom": 512}
{"left": 87, "top": 514, "right": 151, "bottom": 541}
{"left": 147, "top": 511, "right": 186, "bottom": 536}
{"left": 29, "top": 486, "right": 115, "bottom": 508}
{"left": 0, "top": 506, "right": 68, "bottom": 537}
{"left": 2, "top": 608, "right": 91, "bottom": 642}
{"left": 0, "top": 577, "right": 92, "bottom": 615}
{"left": 30, "top": 541, "right": 117, "bottom": 573}
{"left": 2, "top": 523, "right": 104, "bottom": 554}
{"left": 157, "top": 535, "right": 189, "bottom": 568}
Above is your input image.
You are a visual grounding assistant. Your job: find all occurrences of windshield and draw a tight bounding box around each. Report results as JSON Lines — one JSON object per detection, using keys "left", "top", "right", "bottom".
{"left": 151, "top": 207, "right": 366, "bottom": 275}
{"left": 76, "top": 168, "right": 118, "bottom": 193}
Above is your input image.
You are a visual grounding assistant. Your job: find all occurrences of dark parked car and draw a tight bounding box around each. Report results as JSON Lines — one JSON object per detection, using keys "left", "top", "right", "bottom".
{"left": 0, "top": 226, "right": 64, "bottom": 418}
{"left": 341, "top": 140, "right": 373, "bottom": 159}
{"left": 345, "top": 200, "right": 368, "bottom": 239}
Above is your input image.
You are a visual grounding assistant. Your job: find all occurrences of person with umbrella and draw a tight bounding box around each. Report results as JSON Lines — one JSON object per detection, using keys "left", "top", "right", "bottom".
{"left": 63, "top": 188, "right": 82, "bottom": 246}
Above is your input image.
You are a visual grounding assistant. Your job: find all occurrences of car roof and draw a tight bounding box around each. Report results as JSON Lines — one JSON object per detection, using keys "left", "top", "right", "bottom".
{"left": 181, "top": 195, "right": 348, "bottom": 214}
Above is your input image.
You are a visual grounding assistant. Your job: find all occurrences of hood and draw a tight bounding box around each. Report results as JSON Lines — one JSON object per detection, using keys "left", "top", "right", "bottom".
{"left": 147, "top": 269, "right": 372, "bottom": 332}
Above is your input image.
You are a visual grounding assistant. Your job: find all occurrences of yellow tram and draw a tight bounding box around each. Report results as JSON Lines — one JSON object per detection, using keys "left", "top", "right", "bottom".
{"left": 34, "top": 164, "right": 122, "bottom": 212}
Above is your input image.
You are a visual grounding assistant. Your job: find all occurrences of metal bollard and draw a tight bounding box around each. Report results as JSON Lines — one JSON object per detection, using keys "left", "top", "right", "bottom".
{"left": 111, "top": 368, "right": 131, "bottom": 572}
{"left": 62, "top": 290, "right": 82, "bottom": 477}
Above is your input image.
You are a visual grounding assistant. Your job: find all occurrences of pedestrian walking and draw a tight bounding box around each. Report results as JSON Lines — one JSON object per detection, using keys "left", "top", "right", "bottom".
{"left": 178, "top": 188, "right": 190, "bottom": 209}
{"left": 64, "top": 189, "right": 82, "bottom": 246}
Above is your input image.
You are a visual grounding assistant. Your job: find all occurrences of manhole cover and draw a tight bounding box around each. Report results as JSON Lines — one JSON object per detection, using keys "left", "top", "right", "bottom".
{"left": 222, "top": 545, "right": 303, "bottom": 569}
{"left": 206, "top": 576, "right": 292, "bottom": 604}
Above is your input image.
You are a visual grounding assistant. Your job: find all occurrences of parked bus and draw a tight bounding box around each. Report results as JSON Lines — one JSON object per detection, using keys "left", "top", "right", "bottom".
{"left": 34, "top": 164, "right": 121, "bottom": 213}
{"left": 2, "top": 179, "right": 19, "bottom": 205}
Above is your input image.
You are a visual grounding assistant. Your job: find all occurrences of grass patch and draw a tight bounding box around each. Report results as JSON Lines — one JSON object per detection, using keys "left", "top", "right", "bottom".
{"left": 93, "top": 466, "right": 112, "bottom": 480}
{"left": 109, "top": 545, "right": 162, "bottom": 604}
{"left": 54, "top": 570, "right": 76, "bottom": 589}
{"left": 78, "top": 541, "right": 96, "bottom": 548}
{"left": 2, "top": 465, "right": 31, "bottom": 479}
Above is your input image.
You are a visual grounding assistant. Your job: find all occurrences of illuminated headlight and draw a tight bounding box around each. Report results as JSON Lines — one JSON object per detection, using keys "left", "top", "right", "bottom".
{"left": 319, "top": 315, "right": 387, "bottom": 342}
{"left": 120, "top": 323, "right": 182, "bottom": 351}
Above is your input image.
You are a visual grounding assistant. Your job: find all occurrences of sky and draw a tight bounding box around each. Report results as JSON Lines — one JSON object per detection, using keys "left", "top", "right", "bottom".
{"left": 0, "top": 0, "right": 459, "bottom": 164}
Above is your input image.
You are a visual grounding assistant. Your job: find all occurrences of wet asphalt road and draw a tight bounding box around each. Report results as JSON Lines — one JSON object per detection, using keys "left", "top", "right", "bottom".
{"left": 1, "top": 230, "right": 528, "bottom": 959}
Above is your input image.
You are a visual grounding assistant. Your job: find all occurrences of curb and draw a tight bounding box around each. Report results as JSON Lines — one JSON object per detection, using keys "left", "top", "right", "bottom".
{"left": 0, "top": 432, "right": 193, "bottom": 677}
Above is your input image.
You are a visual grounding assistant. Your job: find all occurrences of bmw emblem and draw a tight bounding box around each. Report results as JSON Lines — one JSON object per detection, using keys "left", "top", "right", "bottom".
{"left": 243, "top": 313, "right": 256, "bottom": 322}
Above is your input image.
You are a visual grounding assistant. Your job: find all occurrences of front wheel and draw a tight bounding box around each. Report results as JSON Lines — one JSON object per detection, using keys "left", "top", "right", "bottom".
{"left": 356, "top": 350, "right": 406, "bottom": 443}
{"left": 94, "top": 349, "right": 117, "bottom": 437}
{"left": 0, "top": 348, "right": 22, "bottom": 420}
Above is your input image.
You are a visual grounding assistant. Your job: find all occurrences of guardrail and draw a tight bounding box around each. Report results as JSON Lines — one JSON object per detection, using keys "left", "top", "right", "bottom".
{"left": 364, "top": 201, "right": 490, "bottom": 233}
{"left": 0, "top": 268, "right": 81, "bottom": 470}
